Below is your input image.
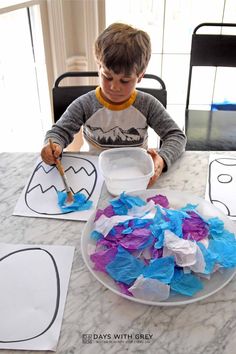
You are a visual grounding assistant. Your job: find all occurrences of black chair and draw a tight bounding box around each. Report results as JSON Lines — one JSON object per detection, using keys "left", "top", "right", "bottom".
{"left": 185, "top": 23, "right": 236, "bottom": 150}
{"left": 52, "top": 71, "right": 167, "bottom": 122}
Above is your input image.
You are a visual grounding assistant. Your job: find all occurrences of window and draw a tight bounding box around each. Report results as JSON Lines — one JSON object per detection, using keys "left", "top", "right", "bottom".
{"left": 105, "top": 0, "right": 236, "bottom": 129}
{"left": 0, "top": 1, "right": 51, "bottom": 152}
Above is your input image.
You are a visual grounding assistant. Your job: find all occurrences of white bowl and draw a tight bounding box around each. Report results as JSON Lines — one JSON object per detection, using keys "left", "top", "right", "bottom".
{"left": 81, "top": 189, "right": 236, "bottom": 306}
{"left": 98, "top": 147, "right": 154, "bottom": 196}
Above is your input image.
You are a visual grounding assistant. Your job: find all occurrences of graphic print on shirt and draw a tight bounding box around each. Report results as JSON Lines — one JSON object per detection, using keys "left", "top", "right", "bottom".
{"left": 83, "top": 106, "right": 148, "bottom": 148}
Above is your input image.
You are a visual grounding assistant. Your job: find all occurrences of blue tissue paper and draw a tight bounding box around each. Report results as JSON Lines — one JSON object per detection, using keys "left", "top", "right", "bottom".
{"left": 106, "top": 245, "right": 145, "bottom": 285}
{"left": 170, "top": 269, "right": 203, "bottom": 296}
{"left": 57, "top": 191, "right": 93, "bottom": 213}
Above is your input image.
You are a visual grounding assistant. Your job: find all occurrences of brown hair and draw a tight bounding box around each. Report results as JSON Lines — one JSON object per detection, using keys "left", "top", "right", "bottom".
{"left": 94, "top": 23, "right": 151, "bottom": 76}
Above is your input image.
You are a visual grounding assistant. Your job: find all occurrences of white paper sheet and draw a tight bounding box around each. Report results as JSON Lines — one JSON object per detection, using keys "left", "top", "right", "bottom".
{"left": 13, "top": 153, "right": 104, "bottom": 221}
{"left": 205, "top": 154, "right": 236, "bottom": 220}
{"left": 0, "top": 243, "right": 74, "bottom": 351}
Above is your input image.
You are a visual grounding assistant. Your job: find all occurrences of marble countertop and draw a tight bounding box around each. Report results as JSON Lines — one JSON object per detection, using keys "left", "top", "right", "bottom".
{"left": 1, "top": 151, "right": 236, "bottom": 354}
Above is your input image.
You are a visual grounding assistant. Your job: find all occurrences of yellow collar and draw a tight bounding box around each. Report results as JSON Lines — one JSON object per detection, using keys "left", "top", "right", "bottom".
{"left": 95, "top": 87, "right": 137, "bottom": 111}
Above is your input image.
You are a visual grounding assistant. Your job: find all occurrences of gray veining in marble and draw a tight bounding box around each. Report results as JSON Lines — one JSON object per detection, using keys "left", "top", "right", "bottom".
{"left": 0, "top": 151, "right": 236, "bottom": 354}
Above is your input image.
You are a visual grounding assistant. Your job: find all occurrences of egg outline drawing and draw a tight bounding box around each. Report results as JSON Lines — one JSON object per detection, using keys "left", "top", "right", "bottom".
{"left": 0, "top": 247, "right": 60, "bottom": 343}
{"left": 25, "top": 155, "right": 98, "bottom": 215}
{"left": 208, "top": 157, "right": 236, "bottom": 217}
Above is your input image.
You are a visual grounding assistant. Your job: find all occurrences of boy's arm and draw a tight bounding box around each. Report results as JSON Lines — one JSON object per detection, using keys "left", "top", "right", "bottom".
{"left": 147, "top": 100, "right": 187, "bottom": 170}
{"left": 44, "top": 90, "right": 98, "bottom": 151}
{"left": 44, "top": 104, "right": 84, "bottom": 150}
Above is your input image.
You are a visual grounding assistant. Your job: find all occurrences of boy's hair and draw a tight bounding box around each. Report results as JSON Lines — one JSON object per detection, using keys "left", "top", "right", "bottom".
{"left": 94, "top": 23, "right": 151, "bottom": 76}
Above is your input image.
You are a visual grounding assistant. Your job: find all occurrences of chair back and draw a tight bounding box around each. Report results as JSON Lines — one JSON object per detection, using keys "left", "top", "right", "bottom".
{"left": 185, "top": 23, "right": 236, "bottom": 112}
{"left": 52, "top": 71, "right": 167, "bottom": 122}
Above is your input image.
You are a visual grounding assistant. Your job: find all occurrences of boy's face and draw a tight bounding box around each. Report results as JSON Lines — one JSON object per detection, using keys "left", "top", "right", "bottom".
{"left": 99, "top": 66, "right": 143, "bottom": 104}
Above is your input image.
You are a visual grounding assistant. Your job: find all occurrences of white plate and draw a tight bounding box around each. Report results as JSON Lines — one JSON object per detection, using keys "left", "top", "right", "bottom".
{"left": 81, "top": 189, "right": 236, "bottom": 306}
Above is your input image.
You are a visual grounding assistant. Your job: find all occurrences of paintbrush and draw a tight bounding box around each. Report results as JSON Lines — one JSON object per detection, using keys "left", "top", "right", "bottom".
{"left": 49, "top": 139, "right": 74, "bottom": 205}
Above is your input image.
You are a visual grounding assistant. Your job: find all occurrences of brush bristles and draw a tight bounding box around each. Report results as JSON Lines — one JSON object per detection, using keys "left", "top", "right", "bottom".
{"left": 66, "top": 191, "right": 74, "bottom": 204}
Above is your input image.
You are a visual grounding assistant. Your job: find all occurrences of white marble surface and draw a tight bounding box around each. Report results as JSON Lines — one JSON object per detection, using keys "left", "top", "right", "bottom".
{"left": 1, "top": 151, "right": 236, "bottom": 354}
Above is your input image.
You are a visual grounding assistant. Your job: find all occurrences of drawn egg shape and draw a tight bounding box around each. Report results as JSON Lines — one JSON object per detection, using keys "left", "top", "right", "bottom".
{"left": 209, "top": 157, "right": 236, "bottom": 217}
{"left": 0, "top": 248, "right": 59, "bottom": 343}
{"left": 25, "top": 155, "right": 97, "bottom": 215}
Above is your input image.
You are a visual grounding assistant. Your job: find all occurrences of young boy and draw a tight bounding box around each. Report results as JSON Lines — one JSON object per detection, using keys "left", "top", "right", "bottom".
{"left": 41, "top": 23, "right": 186, "bottom": 186}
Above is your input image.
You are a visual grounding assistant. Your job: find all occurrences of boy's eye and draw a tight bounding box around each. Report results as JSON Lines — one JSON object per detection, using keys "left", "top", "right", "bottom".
{"left": 120, "top": 80, "right": 130, "bottom": 84}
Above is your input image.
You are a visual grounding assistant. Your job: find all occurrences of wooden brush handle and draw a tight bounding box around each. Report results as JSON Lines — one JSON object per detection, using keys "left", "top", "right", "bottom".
{"left": 49, "top": 138, "right": 54, "bottom": 150}
{"left": 55, "top": 159, "right": 64, "bottom": 176}
{"left": 49, "top": 139, "right": 72, "bottom": 195}
{"left": 49, "top": 139, "right": 65, "bottom": 177}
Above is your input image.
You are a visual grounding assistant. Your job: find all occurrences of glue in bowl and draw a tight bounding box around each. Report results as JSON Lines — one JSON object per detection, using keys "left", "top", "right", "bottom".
{"left": 98, "top": 147, "right": 154, "bottom": 196}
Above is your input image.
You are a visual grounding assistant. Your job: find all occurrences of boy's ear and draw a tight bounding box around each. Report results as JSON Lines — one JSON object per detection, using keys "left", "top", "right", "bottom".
{"left": 137, "top": 73, "right": 145, "bottom": 83}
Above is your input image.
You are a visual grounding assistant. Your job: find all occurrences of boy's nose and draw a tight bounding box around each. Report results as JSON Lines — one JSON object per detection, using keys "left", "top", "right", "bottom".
{"left": 110, "top": 81, "right": 121, "bottom": 91}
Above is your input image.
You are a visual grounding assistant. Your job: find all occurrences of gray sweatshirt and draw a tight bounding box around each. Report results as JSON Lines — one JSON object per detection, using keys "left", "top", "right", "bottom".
{"left": 45, "top": 87, "right": 186, "bottom": 170}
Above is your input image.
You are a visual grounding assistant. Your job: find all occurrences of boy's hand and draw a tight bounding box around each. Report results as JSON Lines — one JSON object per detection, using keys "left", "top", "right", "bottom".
{"left": 147, "top": 148, "right": 165, "bottom": 187}
{"left": 41, "top": 141, "right": 62, "bottom": 165}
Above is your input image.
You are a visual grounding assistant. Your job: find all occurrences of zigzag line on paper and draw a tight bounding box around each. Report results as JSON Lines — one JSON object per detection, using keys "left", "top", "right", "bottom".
{"left": 27, "top": 184, "right": 58, "bottom": 194}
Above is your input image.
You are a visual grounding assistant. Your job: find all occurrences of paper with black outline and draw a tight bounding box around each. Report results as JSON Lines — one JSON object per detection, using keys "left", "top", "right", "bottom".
{"left": 205, "top": 154, "right": 236, "bottom": 220}
{"left": 13, "top": 153, "right": 103, "bottom": 221}
{"left": 0, "top": 243, "right": 74, "bottom": 351}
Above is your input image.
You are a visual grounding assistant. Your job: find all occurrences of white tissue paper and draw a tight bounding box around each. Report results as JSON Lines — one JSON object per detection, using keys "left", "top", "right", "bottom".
{"left": 163, "top": 230, "right": 198, "bottom": 267}
{"left": 128, "top": 275, "right": 170, "bottom": 301}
